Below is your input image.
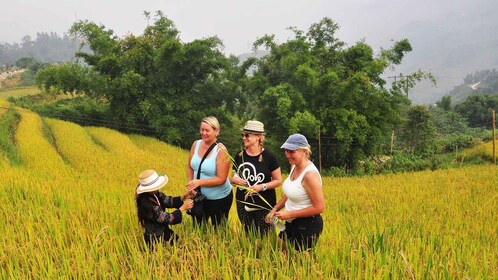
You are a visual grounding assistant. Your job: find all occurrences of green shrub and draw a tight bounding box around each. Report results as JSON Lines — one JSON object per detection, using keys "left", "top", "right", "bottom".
{"left": 9, "top": 95, "right": 109, "bottom": 127}
{"left": 323, "top": 166, "right": 348, "bottom": 177}
{"left": 0, "top": 106, "right": 22, "bottom": 165}
{"left": 385, "top": 153, "right": 428, "bottom": 173}
{"left": 354, "top": 155, "right": 392, "bottom": 176}
{"left": 436, "top": 133, "right": 479, "bottom": 153}
{"left": 31, "top": 96, "right": 109, "bottom": 127}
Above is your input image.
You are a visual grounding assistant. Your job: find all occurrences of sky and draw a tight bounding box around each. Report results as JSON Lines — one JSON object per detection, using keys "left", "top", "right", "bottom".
{"left": 0, "top": 0, "right": 466, "bottom": 56}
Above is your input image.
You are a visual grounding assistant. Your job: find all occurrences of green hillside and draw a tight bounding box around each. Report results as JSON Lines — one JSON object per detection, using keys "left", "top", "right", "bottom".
{"left": 448, "top": 69, "right": 498, "bottom": 104}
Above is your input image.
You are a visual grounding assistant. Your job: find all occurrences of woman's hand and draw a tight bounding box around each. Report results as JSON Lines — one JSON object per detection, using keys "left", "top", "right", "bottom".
{"left": 274, "top": 210, "right": 292, "bottom": 221}
{"left": 265, "top": 208, "right": 278, "bottom": 224}
{"left": 185, "top": 179, "right": 200, "bottom": 192}
{"left": 179, "top": 199, "right": 194, "bottom": 212}
{"left": 243, "top": 184, "right": 262, "bottom": 200}
{"left": 230, "top": 174, "right": 247, "bottom": 186}
{"left": 251, "top": 184, "right": 263, "bottom": 192}
{"left": 182, "top": 189, "right": 196, "bottom": 200}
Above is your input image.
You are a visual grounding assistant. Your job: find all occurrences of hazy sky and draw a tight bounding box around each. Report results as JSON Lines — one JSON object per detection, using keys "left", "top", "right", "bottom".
{"left": 0, "top": 0, "right": 470, "bottom": 55}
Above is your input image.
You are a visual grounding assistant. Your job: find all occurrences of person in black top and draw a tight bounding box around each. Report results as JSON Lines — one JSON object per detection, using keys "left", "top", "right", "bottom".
{"left": 230, "top": 120, "right": 282, "bottom": 235}
{"left": 135, "top": 169, "right": 194, "bottom": 249}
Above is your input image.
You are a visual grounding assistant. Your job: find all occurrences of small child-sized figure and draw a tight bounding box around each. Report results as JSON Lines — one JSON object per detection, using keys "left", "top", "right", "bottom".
{"left": 135, "top": 169, "right": 194, "bottom": 249}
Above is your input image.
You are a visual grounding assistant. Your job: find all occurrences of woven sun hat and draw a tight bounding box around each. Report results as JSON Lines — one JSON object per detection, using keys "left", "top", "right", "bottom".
{"left": 136, "top": 170, "right": 169, "bottom": 194}
{"left": 242, "top": 120, "right": 265, "bottom": 134}
{"left": 280, "top": 133, "right": 309, "bottom": 151}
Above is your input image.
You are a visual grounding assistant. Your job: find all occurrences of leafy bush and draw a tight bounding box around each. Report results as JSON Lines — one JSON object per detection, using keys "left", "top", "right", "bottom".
{"left": 436, "top": 133, "right": 479, "bottom": 153}
{"left": 384, "top": 152, "right": 429, "bottom": 173}
{"left": 322, "top": 166, "right": 348, "bottom": 177}
{"left": 31, "top": 97, "right": 109, "bottom": 127}
{"left": 18, "top": 71, "right": 36, "bottom": 86}
{"left": 354, "top": 155, "right": 392, "bottom": 175}
{"left": 473, "top": 129, "right": 494, "bottom": 141}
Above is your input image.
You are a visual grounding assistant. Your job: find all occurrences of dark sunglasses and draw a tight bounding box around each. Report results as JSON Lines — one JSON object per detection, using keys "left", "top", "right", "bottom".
{"left": 241, "top": 133, "right": 252, "bottom": 138}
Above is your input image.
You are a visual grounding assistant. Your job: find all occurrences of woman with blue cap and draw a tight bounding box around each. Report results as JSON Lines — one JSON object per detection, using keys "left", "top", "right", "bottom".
{"left": 265, "top": 133, "right": 325, "bottom": 251}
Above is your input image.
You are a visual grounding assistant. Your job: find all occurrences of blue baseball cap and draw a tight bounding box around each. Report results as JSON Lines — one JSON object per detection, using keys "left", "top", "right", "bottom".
{"left": 280, "top": 134, "right": 309, "bottom": 150}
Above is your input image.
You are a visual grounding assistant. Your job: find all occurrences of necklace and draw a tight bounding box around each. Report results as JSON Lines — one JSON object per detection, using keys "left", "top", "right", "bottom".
{"left": 290, "top": 162, "right": 311, "bottom": 180}
{"left": 290, "top": 166, "right": 301, "bottom": 180}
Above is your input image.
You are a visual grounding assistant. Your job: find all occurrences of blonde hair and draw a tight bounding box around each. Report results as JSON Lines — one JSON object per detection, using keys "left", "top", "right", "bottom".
{"left": 299, "top": 146, "right": 312, "bottom": 160}
{"left": 202, "top": 116, "right": 220, "bottom": 130}
{"left": 257, "top": 134, "right": 265, "bottom": 147}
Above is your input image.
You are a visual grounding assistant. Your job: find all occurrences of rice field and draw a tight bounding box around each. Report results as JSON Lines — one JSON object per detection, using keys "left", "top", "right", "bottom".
{"left": 0, "top": 104, "right": 496, "bottom": 279}
{"left": 0, "top": 86, "right": 41, "bottom": 100}
{"left": 458, "top": 140, "right": 496, "bottom": 164}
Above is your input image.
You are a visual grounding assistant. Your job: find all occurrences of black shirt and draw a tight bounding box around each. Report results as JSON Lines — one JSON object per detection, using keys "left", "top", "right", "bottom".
{"left": 136, "top": 192, "right": 183, "bottom": 237}
{"left": 233, "top": 149, "right": 280, "bottom": 208}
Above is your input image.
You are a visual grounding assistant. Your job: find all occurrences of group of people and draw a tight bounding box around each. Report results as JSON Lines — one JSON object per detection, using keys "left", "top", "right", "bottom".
{"left": 134, "top": 117, "right": 325, "bottom": 252}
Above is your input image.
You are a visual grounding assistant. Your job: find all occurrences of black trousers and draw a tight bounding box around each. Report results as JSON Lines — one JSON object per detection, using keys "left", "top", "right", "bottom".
{"left": 236, "top": 201, "right": 273, "bottom": 236}
{"left": 193, "top": 190, "right": 233, "bottom": 228}
{"left": 279, "top": 215, "right": 323, "bottom": 251}
{"left": 144, "top": 228, "right": 178, "bottom": 249}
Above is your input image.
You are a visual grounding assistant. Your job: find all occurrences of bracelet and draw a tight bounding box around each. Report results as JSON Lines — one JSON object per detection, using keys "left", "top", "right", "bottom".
{"left": 262, "top": 183, "right": 268, "bottom": 191}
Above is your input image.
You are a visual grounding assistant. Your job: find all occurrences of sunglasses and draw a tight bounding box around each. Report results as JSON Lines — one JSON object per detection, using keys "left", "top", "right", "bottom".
{"left": 241, "top": 133, "right": 252, "bottom": 138}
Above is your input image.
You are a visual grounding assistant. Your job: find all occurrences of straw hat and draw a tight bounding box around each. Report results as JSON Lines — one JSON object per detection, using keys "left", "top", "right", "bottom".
{"left": 136, "top": 170, "right": 168, "bottom": 194}
{"left": 242, "top": 120, "right": 265, "bottom": 134}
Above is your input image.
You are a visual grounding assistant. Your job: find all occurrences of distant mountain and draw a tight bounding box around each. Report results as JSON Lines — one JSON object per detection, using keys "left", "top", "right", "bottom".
{"left": 0, "top": 32, "right": 79, "bottom": 66}
{"left": 447, "top": 69, "right": 498, "bottom": 104}
{"left": 237, "top": 50, "right": 268, "bottom": 63}
{"left": 389, "top": 0, "right": 498, "bottom": 105}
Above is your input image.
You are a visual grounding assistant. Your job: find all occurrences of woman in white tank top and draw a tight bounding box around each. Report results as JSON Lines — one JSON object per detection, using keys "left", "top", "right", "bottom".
{"left": 266, "top": 134, "right": 325, "bottom": 251}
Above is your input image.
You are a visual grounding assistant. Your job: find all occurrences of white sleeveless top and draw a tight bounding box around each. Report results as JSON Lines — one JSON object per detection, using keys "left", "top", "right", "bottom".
{"left": 282, "top": 163, "right": 322, "bottom": 211}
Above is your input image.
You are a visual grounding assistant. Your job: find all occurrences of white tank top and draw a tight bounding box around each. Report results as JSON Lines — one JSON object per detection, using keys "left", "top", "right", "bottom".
{"left": 282, "top": 163, "right": 322, "bottom": 211}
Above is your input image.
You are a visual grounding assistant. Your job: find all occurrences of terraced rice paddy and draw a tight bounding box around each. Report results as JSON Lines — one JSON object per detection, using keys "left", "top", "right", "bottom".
{"left": 0, "top": 104, "right": 496, "bottom": 279}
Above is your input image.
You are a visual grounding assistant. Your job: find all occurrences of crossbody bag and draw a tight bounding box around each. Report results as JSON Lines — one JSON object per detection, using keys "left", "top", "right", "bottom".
{"left": 187, "top": 141, "right": 217, "bottom": 216}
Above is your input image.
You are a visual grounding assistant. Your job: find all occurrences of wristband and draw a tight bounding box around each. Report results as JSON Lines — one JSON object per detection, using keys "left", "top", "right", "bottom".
{"left": 262, "top": 183, "right": 268, "bottom": 191}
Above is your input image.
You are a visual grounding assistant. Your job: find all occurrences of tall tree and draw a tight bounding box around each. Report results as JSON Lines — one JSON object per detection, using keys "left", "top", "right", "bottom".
{"left": 243, "top": 18, "right": 430, "bottom": 170}
{"left": 63, "top": 11, "right": 236, "bottom": 146}
{"left": 399, "top": 105, "right": 437, "bottom": 155}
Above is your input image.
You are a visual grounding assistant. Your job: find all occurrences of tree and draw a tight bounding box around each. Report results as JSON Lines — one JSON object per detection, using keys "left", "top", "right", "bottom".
{"left": 398, "top": 105, "right": 437, "bottom": 155}
{"left": 429, "top": 105, "right": 479, "bottom": 153}
{"left": 436, "top": 95, "right": 452, "bottom": 111}
{"left": 242, "top": 18, "right": 429, "bottom": 170}
{"left": 430, "top": 105, "right": 469, "bottom": 135}
{"left": 454, "top": 94, "right": 498, "bottom": 129}
{"left": 35, "top": 62, "right": 103, "bottom": 96}
{"left": 60, "top": 11, "right": 237, "bottom": 147}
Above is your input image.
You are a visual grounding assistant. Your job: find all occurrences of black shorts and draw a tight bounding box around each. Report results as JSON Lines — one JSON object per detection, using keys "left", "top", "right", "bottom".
{"left": 278, "top": 215, "right": 323, "bottom": 251}
{"left": 144, "top": 229, "right": 178, "bottom": 249}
